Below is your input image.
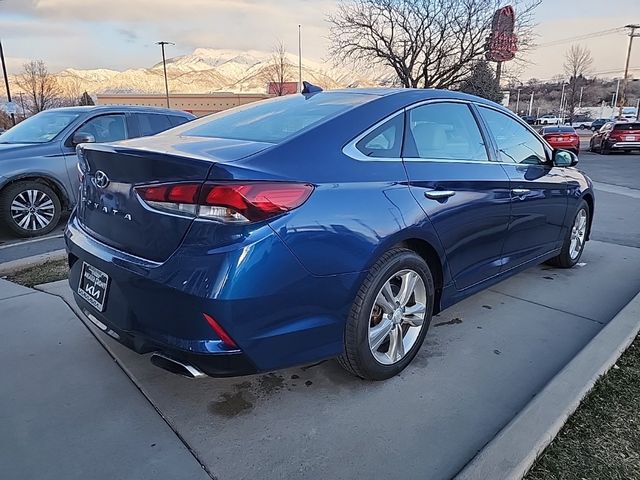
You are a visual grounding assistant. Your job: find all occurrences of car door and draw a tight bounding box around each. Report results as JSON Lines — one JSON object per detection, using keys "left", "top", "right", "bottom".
{"left": 476, "top": 105, "right": 568, "bottom": 269}
{"left": 402, "top": 101, "right": 511, "bottom": 290}
{"left": 62, "top": 113, "right": 129, "bottom": 202}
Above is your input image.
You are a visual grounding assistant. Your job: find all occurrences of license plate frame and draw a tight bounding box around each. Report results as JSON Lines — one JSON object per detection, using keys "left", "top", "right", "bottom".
{"left": 78, "top": 262, "right": 110, "bottom": 312}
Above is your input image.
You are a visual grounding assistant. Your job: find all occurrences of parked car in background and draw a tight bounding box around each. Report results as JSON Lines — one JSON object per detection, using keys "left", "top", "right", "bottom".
{"left": 569, "top": 115, "right": 593, "bottom": 130}
{"left": 541, "top": 126, "right": 580, "bottom": 154}
{"left": 537, "top": 114, "right": 566, "bottom": 125}
{"left": 66, "top": 88, "right": 594, "bottom": 381}
{"left": 0, "top": 106, "right": 195, "bottom": 237}
{"left": 589, "top": 118, "right": 610, "bottom": 131}
{"left": 589, "top": 121, "right": 640, "bottom": 154}
{"left": 519, "top": 115, "right": 537, "bottom": 125}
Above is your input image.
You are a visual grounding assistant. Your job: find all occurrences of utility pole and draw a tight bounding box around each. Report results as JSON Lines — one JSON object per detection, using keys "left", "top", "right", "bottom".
{"left": 298, "top": 25, "right": 302, "bottom": 93}
{"left": 515, "top": 88, "right": 521, "bottom": 114}
{"left": 618, "top": 24, "right": 640, "bottom": 119}
{"left": 0, "top": 40, "right": 15, "bottom": 126}
{"left": 156, "top": 41, "right": 174, "bottom": 108}
{"left": 528, "top": 91, "right": 534, "bottom": 116}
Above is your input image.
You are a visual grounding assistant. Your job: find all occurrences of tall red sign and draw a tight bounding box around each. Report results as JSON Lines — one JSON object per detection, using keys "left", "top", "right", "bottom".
{"left": 485, "top": 6, "right": 518, "bottom": 62}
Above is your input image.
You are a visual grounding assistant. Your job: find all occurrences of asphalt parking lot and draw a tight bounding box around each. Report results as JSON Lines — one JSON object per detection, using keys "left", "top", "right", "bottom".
{"left": 2, "top": 146, "right": 640, "bottom": 480}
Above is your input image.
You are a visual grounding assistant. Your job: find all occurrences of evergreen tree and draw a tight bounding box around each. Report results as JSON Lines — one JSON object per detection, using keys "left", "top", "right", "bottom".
{"left": 459, "top": 61, "right": 503, "bottom": 104}
{"left": 79, "top": 91, "right": 95, "bottom": 106}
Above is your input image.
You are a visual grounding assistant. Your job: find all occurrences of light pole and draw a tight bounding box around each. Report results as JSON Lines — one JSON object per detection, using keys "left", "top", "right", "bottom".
{"left": 612, "top": 78, "right": 621, "bottom": 112}
{"left": 515, "top": 88, "right": 521, "bottom": 114}
{"left": 156, "top": 41, "right": 174, "bottom": 108}
{"left": 298, "top": 25, "right": 302, "bottom": 93}
{"left": 578, "top": 86, "right": 584, "bottom": 110}
{"left": 528, "top": 91, "right": 534, "bottom": 116}
{"left": 559, "top": 83, "right": 566, "bottom": 124}
{"left": 618, "top": 24, "right": 640, "bottom": 119}
{"left": 0, "top": 40, "right": 15, "bottom": 126}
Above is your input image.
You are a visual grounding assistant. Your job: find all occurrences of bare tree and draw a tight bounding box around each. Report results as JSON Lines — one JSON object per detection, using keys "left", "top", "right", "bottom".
{"left": 262, "top": 41, "right": 293, "bottom": 96}
{"left": 15, "top": 60, "right": 61, "bottom": 114}
{"left": 328, "top": 0, "right": 540, "bottom": 89}
{"left": 563, "top": 44, "right": 592, "bottom": 122}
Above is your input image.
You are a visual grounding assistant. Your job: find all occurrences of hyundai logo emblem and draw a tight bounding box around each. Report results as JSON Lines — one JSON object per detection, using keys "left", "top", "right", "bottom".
{"left": 94, "top": 170, "right": 110, "bottom": 189}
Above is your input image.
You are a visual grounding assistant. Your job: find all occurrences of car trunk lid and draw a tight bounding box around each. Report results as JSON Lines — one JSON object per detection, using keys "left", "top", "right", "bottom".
{"left": 76, "top": 139, "right": 272, "bottom": 262}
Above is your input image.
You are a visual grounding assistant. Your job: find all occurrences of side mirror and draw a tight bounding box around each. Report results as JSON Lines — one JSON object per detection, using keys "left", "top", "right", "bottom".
{"left": 72, "top": 132, "right": 95, "bottom": 145}
{"left": 553, "top": 149, "right": 578, "bottom": 167}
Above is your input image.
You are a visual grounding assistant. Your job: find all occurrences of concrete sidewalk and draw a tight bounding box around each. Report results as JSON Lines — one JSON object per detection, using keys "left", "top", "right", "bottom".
{"left": 0, "top": 279, "right": 210, "bottom": 480}
{"left": 34, "top": 240, "right": 640, "bottom": 480}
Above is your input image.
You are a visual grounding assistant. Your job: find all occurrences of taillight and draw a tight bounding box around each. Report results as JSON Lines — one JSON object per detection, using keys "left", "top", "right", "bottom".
{"left": 135, "top": 183, "right": 201, "bottom": 216}
{"left": 135, "top": 182, "right": 314, "bottom": 223}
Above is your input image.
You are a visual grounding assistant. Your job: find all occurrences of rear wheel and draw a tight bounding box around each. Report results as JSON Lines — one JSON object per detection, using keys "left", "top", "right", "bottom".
{"left": 338, "top": 248, "right": 434, "bottom": 380}
{"left": 0, "top": 181, "right": 61, "bottom": 237}
{"left": 546, "top": 200, "right": 589, "bottom": 268}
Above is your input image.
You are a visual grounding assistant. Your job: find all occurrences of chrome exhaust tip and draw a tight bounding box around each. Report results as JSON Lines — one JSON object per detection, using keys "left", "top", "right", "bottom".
{"left": 150, "top": 353, "right": 207, "bottom": 379}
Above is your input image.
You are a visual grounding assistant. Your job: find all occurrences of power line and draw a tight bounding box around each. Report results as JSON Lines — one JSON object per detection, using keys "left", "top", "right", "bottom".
{"left": 535, "top": 27, "right": 626, "bottom": 49}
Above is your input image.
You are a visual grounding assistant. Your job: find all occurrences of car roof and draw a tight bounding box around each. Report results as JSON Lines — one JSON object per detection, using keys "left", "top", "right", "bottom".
{"left": 45, "top": 105, "right": 194, "bottom": 116}
{"left": 317, "top": 87, "right": 507, "bottom": 108}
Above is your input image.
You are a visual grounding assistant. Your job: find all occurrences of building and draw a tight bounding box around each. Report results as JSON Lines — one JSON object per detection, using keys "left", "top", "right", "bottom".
{"left": 96, "top": 92, "right": 272, "bottom": 117}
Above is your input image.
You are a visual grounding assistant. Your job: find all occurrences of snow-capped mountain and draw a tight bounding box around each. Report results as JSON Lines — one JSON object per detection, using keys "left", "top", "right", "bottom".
{"left": 37, "top": 48, "right": 396, "bottom": 96}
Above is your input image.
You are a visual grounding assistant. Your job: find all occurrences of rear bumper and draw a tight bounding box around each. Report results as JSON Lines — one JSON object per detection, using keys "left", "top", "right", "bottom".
{"left": 73, "top": 295, "right": 258, "bottom": 376}
{"left": 609, "top": 141, "right": 640, "bottom": 150}
{"left": 65, "top": 214, "right": 358, "bottom": 376}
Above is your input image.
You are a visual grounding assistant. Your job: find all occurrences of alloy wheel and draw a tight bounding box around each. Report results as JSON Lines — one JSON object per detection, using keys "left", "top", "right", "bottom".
{"left": 368, "top": 269, "right": 427, "bottom": 365}
{"left": 10, "top": 189, "right": 56, "bottom": 232}
{"left": 569, "top": 208, "right": 587, "bottom": 260}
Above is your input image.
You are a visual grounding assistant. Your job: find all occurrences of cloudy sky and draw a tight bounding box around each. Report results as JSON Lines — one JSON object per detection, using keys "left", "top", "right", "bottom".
{"left": 0, "top": 0, "right": 639, "bottom": 81}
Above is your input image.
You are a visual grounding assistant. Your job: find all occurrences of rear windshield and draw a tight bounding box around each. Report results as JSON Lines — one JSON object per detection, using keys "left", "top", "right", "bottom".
{"left": 183, "top": 93, "right": 373, "bottom": 143}
{"left": 614, "top": 123, "right": 640, "bottom": 131}
{"left": 543, "top": 126, "right": 575, "bottom": 133}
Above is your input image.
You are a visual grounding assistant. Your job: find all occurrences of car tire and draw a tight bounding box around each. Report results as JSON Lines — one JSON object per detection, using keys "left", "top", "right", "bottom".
{"left": 338, "top": 248, "right": 435, "bottom": 380}
{"left": 546, "top": 200, "right": 589, "bottom": 269}
{"left": 0, "top": 181, "right": 62, "bottom": 237}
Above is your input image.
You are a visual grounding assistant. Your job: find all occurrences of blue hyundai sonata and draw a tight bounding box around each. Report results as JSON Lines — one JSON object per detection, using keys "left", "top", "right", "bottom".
{"left": 65, "top": 87, "right": 594, "bottom": 380}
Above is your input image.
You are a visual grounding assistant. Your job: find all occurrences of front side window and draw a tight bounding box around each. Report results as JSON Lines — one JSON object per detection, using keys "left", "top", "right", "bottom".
{"left": 404, "top": 102, "right": 488, "bottom": 161}
{"left": 0, "top": 110, "right": 79, "bottom": 144}
{"left": 478, "top": 106, "right": 546, "bottom": 165}
{"left": 76, "top": 114, "right": 127, "bottom": 143}
{"left": 355, "top": 113, "right": 403, "bottom": 158}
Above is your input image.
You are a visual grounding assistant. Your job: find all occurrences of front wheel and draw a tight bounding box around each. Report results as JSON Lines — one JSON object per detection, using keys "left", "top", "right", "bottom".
{"left": 547, "top": 201, "right": 589, "bottom": 268}
{"left": 0, "top": 181, "right": 62, "bottom": 237}
{"left": 338, "top": 248, "right": 434, "bottom": 380}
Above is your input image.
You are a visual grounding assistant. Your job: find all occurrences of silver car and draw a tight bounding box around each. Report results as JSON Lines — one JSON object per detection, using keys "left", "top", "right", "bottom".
{"left": 0, "top": 106, "right": 194, "bottom": 237}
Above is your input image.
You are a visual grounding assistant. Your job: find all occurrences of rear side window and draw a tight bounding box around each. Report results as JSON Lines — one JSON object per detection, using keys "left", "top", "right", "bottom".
{"left": 614, "top": 123, "right": 640, "bottom": 131}
{"left": 404, "top": 102, "right": 488, "bottom": 161}
{"left": 137, "top": 114, "right": 173, "bottom": 136}
{"left": 168, "top": 115, "right": 190, "bottom": 127}
{"left": 478, "top": 106, "right": 546, "bottom": 164}
{"left": 356, "top": 114, "right": 403, "bottom": 158}
{"left": 184, "top": 93, "right": 372, "bottom": 143}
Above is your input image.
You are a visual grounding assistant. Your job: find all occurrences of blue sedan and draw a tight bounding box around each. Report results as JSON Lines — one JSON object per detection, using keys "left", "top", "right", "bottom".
{"left": 65, "top": 87, "right": 594, "bottom": 380}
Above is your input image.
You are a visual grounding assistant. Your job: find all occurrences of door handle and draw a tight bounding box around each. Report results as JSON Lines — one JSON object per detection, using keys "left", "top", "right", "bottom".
{"left": 511, "top": 188, "right": 531, "bottom": 199}
{"left": 424, "top": 190, "right": 456, "bottom": 200}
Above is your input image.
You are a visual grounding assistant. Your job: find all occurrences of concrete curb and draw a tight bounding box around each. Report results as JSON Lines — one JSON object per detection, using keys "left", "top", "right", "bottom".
{"left": 455, "top": 291, "right": 640, "bottom": 480}
{"left": 0, "top": 249, "right": 66, "bottom": 275}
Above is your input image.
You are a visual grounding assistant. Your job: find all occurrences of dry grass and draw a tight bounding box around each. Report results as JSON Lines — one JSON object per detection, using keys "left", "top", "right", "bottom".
{"left": 4, "top": 258, "right": 69, "bottom": 287}
{"left": 526, "top": 337, "right": 640, "bottom": 480}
